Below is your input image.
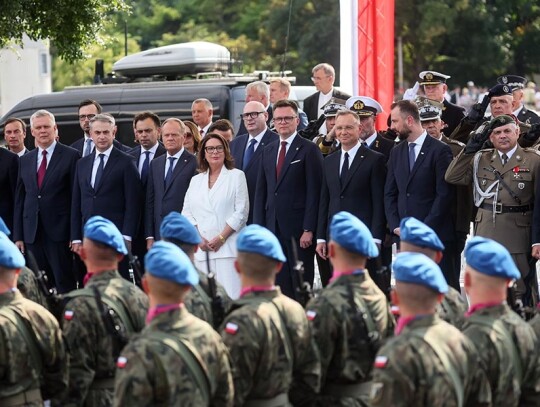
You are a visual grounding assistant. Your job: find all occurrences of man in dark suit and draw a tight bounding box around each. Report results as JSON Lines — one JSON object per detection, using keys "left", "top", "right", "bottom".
{"left": 0, "top": 148, "right": 19, "bottom": 233}
{"left": 236, "top": 81, "right": 273, "bottom": 136}
{"left": 303, "top": 63, "right": 351, "bottom": 122}
{"left": 127, "top": 112, "right": 166, "bottom": 267}
{"left": 497, "top": 74, "right": 540, "bottom": 125}
{"left": 4, "top": 117, "right": 29, "bottom": 156}
{"left": 254, "top": 99, "right": 323, "bottom": 300}
{"left": 71, "top": 113, "right": 142, "bottom": 280}
{"left": 316, "top": 109, "right": 386, "bottom": 286}
{"left": 145, "top": 118, "right": 197, "bottom": 246}
{"left": 384, "top": 100, "right": 458, "bottom": 289}
{"left": 14, "top": 110, "right": 79, "bottom": 292}
{"left": 230, "top": 101, "right": 278, "bottom": 224}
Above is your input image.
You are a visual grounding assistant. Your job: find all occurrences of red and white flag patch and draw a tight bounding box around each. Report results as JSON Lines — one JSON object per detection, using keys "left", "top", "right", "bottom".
{"left": 225, "top": 322, "right": 239, "bottom": 335}
{"left": 374, "top": 355, "right": 388, "bottom": 368}
{"left": 116, "top": 356, "right": 128, "bottom": 369}
{"left": 64, "top": 310, "right": 74, "bottom": 321}
{"left": 306, "top": 310, "right": 317, "bottom": 321}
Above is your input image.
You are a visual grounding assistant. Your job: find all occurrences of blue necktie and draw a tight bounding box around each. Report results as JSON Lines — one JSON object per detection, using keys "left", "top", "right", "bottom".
{"left": 164, "top": 157, "right": 176, "bottom": 189}
{"left": 340, "top": 152, "right": 349, "bottom": 185}
{"left": 408, "top": 143, "right": 416, "bottom": 172}
{"left": 84, "top": 138, "right": 93, "bottom": 157}
{"left": 243, "top": 138, "right": 257, "bottom": 170}
{"left": 94, "top": 153, "right": 105, "bottom": 189}
{"left": 141, "top": 151, "right": 150, "bottom": 183}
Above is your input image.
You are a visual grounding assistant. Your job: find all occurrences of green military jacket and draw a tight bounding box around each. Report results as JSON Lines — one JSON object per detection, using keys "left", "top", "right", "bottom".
{"left": 17, "top": 266, "right": 48, "bottom": 309}
{"left": 437, "top": 286, "right": 468, "bottom": 329}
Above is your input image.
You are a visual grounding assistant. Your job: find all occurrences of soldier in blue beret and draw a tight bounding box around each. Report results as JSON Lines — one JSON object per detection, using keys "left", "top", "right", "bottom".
{"left": 159, "top": 211, "right": 231, "bottom": 328}
{"left": 115, "top": 240, "right": 234, "bottom": 405}
{"left": 306, "top": 211, "right": 393, "bottom": 405}
{"left": 219, "top": 224, "right": 321, "bottom": 406}
{"left": 55, "top": 215, "right": 148, "bottom": 406}
{"left": 399, "top": 217, "right": 468, "bottom": 329}
{"left": 0, "top": 230, "right": 68, "bottom": 405}
{"left": 370, "top": 251, "right": 491, "bottom": 406}
{"left": 462, "top": 236, "right": 540, "bottom": 405}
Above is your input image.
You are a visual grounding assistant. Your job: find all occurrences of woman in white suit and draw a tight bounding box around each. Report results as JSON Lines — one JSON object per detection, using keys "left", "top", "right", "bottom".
{"left": 183, "top": 132, "right": 249, "bottom": 298}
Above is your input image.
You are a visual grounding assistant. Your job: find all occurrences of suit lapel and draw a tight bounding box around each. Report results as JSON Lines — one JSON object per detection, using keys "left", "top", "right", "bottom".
{"left": 40, "top": 144, "right": 63, "bottom": 190}
{"left": 237, "top": 135, "right": 249, "bottom": 170}
{"left": 341, "top": 146, "right": 367, "bottom": 191}
{"left": 27, "top": 149, "right": 39, "bottom": 190}
{"left": 276, "top": 136, "right": 301, "bottom": 188}
{"left": 165, "top": 150, "right": 190, "bottom": 193}
{"left": 94, "top": 148, "right": 119, "bottom": 192}
{"left": 408, "top": 136, "right": 430, "bottom": 182}
{"left": 245, "top": 130, "right": 277, "bottom": 172}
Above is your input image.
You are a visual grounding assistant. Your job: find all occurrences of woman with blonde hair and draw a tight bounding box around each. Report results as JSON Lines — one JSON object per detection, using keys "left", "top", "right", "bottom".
{"left": 183, "top": 120, "right": 202, "bottom": 155}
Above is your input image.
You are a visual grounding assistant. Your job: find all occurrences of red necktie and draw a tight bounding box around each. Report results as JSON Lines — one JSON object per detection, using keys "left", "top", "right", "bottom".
{"left": 276, "top": 141, "right": 287, "bottom": 178}
{"left": 37, "top": 150, "right": 47, "bottom": 188}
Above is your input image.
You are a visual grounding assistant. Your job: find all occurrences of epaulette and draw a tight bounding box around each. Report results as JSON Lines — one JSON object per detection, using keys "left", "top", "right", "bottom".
{"left": 474, "top": 148, "right": 494, "bottom": 156}
{"left": 523, "top": 147, "right": 540, "bottom": 156}
{"left": 447, "top": 138, "right": 465, "bottom": 147}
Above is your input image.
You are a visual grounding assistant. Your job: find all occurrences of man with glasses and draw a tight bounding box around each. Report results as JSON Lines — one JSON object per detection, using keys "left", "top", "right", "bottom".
{"left": 254, "top": 99, "right": 323, "bottom": 300}
{"left": 303, "top": 63, "right": 350, "bottom": 122}
{"left": 231, "top": 101, "right": 278, "bottom": 224}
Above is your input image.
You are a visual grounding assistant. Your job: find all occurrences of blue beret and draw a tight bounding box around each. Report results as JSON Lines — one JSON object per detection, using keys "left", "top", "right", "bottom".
{"left": 400, "top": 217, "right": 444, "bottom": 251}
{"left": 160, "top": 212, "right": 201, "bottom": 245}
{"left": 83, "top": 216, "right": 127, "bottom": 255}
{"left": 465, "top": 236, "right": 520, "bottom": 280}
{"left": 0, "top": 232, "right": 25, "bottom": 269}
{"left": 237, "top": 225, "right": 286, "bottom": 262}
{"left": 393, "top": 252, "right": 448, "bottom": 294}
{"left": 0, "top": 217, "right": 10, "bottom": 235}
{"left": 145, "top": 241, "right": 199, "bottom": 286}
{"left": 330, "top": 211, "right": 378, "bottom": 257}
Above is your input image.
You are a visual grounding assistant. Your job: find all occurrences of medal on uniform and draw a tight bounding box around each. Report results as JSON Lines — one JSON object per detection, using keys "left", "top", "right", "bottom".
{"left": 482, "top": 179, "right": 487, "bottom": 186}
{"left": 513, "top": 166, "right": 521, "bottom": 179}
{"left": 518, "top": 182, "right": 525, "bottom": 190}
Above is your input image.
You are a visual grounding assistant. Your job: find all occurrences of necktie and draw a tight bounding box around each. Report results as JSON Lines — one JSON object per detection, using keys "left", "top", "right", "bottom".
{"left": 340, "top": 152, "right": 350, "bottom": 185}
{"left": 276, "top": 141, "right": 287, "bottom": 178}
{"left": 141, "top": 151, "right": 151, "bottom": 183}
{"left": 37, "top": 150, "right": 47, "bottom": 189}
{"left": 243, "top": 138, "right": 257, "bottom": 170}
{"left": 408, "top": 142, "right": 416, "bottom": 172}
{"left": 84, "top": 138, "right": 93, "bottom": 157}
{"left": 164, "top": 157, "right": 176, "bottom": 189}
{"left": 502, "top": 153, "right": 508, "bottom": 166}
{"left": 200, "top": 129, "right": 204, "bottom": 138}
{"left": 94, "top": 153, "right": 105, "bottom": 189}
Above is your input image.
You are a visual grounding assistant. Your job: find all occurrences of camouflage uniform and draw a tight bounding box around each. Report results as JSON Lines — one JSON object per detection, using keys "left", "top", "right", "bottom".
{"left": 184, "top": 269, "right": 231, "bottom": 329}
{"left": 221, "top": 288, "right": 321, "bottom": 406}
{"left": 369, "top": 314, "right": 492, "bottom": 406}
{"left": 0, "top": 290, "right": 67, "bottom": 406}
{"left": 306, "top": 272, "right": 394, "bottom": 406}
{"left": 56, "top": 270, "right": 148, "bottom": 406}
{"left": 437, "top": 286, "right": 468, "bottom": 329}
{"left": 114, "top": 306, "right": 234, "bottom": 406}
{"left": 17, "top": 266, "right": 48, "bottom": 309}
{"left": 463, "top": 304, "right": 540, "bottom": 405}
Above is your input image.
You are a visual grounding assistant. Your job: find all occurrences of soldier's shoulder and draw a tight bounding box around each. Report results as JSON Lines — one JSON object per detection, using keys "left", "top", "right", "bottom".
{"left": 522, "top": 147, "right": 540, "bottom": 157}
{"left": 445, "top": 137, "right": 465, "bottom": 148}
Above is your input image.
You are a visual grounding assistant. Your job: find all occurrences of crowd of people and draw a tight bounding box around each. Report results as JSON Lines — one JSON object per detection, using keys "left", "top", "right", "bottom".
{"left": 1, "top": 61, "right": 540, "bottom": 405}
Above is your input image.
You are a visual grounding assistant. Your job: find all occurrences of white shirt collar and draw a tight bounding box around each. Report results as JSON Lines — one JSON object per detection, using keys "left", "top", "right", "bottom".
{"left": 364, "top": 132, "right": 378, "bottom": 146}
{"left": 39, "top": 141, "right": 57, "bottom": 156}
{"left": 342, "top": 140, "right": 362, "bottom": 160}
{"left": 167, "top": 148, "right": 184, "bottom": 160}
{"left": 409, "top": 131, "right": 428, "bottom": 147}
{"left": 280, "top": 132, "right": 297, "bottom": 145}
{"left": 513, "top": 105, "right": 524, "bottom": 116}
{"left": 498, "top": 144, "right": 518, "bottom": 160}
{"left": 94, "top": 144, "right": 114, "bottom": 158}
{"left": 141, "top": 142, "right": 159, "bottom": 155}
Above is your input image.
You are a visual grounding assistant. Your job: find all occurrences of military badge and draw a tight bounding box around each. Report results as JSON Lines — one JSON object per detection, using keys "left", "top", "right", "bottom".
{"left": 353, "top": 100, "right": 365, "bottom": 111}
{"left": 225, "top": 322, "right": 239, "bottom": 335}
{"left": 64, "top": 310, "right": 74, "bottom": 320}
{"left": 306, "top": 310, "right": 317, "bottom": 321}
{"left": 518, "top": 182, "right": 525, "bottom": 190}
{"left": 482, "top": 179, "right": 487, "bottom": 186}
{"left": 374, "top": 355, "right": 388, "bottom": 368}
{"left": 116, "top": 356, "right": 128, "bottom": 369}
{"left": 425, "top": 73, "right": 433, "bottom": 81}
{"left": 501, "top": 76, "right": 508, "bottom": 84}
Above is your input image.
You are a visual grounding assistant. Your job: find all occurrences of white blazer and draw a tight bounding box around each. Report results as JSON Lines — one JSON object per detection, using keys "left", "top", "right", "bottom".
{"left": 182, "top": 167, "right": 249, "bottom": 261}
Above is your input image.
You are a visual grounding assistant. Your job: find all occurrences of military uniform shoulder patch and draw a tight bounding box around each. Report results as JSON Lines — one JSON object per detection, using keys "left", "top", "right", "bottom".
{"left": 374, "top": 355, "right": 388, "bottom": 368}
{"left": 225, "top": 322, "right": 239, "bottom": 335}
{"left": 64, "top": 310, "right": 74, "bottom": 321}
{"left": 116, "top": 356, "right": 128, "bottom": 369}
{"left": 448, "top": 139, "right": 465, "bottom": 147}
{"left": 306, "top": 310, "right": 317, "bottom": 321}
{"left": 523, "top": 147, "right": 540, "bottom": 156}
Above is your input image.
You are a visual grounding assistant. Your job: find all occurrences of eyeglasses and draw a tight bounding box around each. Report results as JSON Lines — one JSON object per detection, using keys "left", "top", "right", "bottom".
{"left": 274, "top": 116, "right": 297, "bottom": 124}
{"left": 311, "top": 75, "right": 331, "bottom": 82}
{"left": 205, "top": 145, "right": 225, "bottom": 154}
{"left": 79, "top": 114, "right": 96, "bottom": 121}
{"left": 240, "top": 111, "right": 265, "bottom": 120}
{"left": 185, "top": 133, "right": 193, "bottom": 139}
{"left": 335, "top": 125, "right": 356, "bottom": 132}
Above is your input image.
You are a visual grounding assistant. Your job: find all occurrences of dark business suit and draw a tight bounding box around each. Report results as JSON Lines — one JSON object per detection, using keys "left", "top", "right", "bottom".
{"left": 14, "top": 143, "right": 80, "bottom": 292}
{"left": 384, "top": 133, "right": 458, "bottom": 288}
{"left": 253, "top": 135, "right": 323, "bottom": 299}
{"left": 441, "top": 99, "right": 466, "bottom": 137}
{"left": 303, "top": 88, "right": 351, "bottom": 121}
{"left": 71, "top": 147, "right": 142, "bottom": 279}
{"left": 145, "top": 150, "right": 197, "bottom": 240}
{"left": 367, "top": 133, "right": 396, "bottom": 162}
{"left": 230, "top": 128, "right": 279, "bottom": 224}
{"left": 0, "top": 149, "right": 18, "bottom": 233}
{"left": 127, "top": 143, "right": 166, "bottom": 268}
{"left": 71, "top": 137, "right": 129, "bottom": 155}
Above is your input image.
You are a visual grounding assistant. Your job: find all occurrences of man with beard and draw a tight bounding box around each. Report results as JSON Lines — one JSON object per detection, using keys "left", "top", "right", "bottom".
{"left": 384, "top": 100, "right": 457, "bottom": 290}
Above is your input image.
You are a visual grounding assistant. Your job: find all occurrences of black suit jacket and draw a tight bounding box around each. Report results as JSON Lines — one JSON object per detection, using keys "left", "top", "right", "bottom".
{"left": 230, "top": 128, "right": 279, "bottom": 223}
{"left": 317, "top": 145, "right": 386, "bottom": 241}
{"left": 517, "top": 105, "right": 540, "bottom": 125}
{"left": 127, "top": 144, "right": 167, "bottom": 185}
{"left": 71, "top": 137, "right": 129, "bottom": 155}
{"left": 441, "top": 99, "right": 466, "bottom": 137}
{"left": 303, "top": 88, "right": 351, "bottom": 121}
{"left": 14, "top": 143, "right": 79, "bottom": 243}
{"left": 367, "top": 133, "right": 395, "bottom": 162}
{"left": 71, "top": 147, "right": 142, "bottom": 240}
{"left": 384, "top": 134, "right": 454, "bottom": 241}
{"left": 145, "top": 150, "right": 197, "bottom": 240}
{"left": 253, "top": 135, "right": 323, "bottom": 237}
{"left": 0, "top": 149, "right": 19, "bottom": 232}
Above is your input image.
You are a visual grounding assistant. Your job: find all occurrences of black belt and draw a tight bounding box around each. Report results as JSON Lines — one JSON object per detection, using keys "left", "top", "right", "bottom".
{"left": 480, "top": 203, "right": 532, "bottom": 214}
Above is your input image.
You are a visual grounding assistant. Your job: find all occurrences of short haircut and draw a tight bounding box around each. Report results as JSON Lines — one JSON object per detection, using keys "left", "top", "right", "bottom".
{"left": 237, "top": 252, "right": 280, "bottom": 279}
{"left": 4, "top": 117, "right": 26, "bottom": 133}
{"left": 198, "top": 132, "right": 235, "bottom": 172}
{"left": 246, "top": 81, "right": 270, "bottom": 99}
{"left": 78, "top": 99, "right": 103, "bottom": 113}
{"left": 30, "top": 110, "right": 55, "bottom": 127}
{"left": 161, "top": 117, "right": 186, "bottom": 134}
{"left": 270, "top": 78, "right": 291, "bottom": 95}
{"left": 133, "top": 111, "right": 160, "bottom": 128}
{"left": 391, "top": 100, "right": 420, "bottom": 123}
{"left": 312, "top": 63, "right": 335, "bottom": 77}
{"left": 162, "top": 237, "right": 197, "bottom": 257}
{"left": 208, "top": 119, "right": 234, "bottom": 134}
{"left": 395, "top": 281, "right": 440, "bottom": 312}
{"left": 192, "top": 98, "right": 213, "bottom": 110}
{"left": 335, "top": 109, "right": 360, "bottom": 124}
{"left": 90, "top": 113, "right": 115, "bottom": 128}
{"left": 273, "top": 99, "right": 299, "bottom": 114}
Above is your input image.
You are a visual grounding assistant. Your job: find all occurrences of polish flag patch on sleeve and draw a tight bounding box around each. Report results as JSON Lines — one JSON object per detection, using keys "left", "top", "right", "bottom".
{"left": 116, "top": 356, "right": 128, "bottom": 369}
{"left": 64, "top": 310, "right": 74, "bottom": 321}
{"left": 225, "top": 322, "right": 239, "bottom": 335}
{"left": 374, "top": 355, "right": 388, "bottom": 368}
{"left": 306, "top": 310, "right": 317, "bottom": 321}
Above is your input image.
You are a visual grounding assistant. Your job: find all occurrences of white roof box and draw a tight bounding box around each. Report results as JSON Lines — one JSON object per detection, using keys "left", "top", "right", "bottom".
{"left": 113, "top": 41, "right": 231, "bottom": 78}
